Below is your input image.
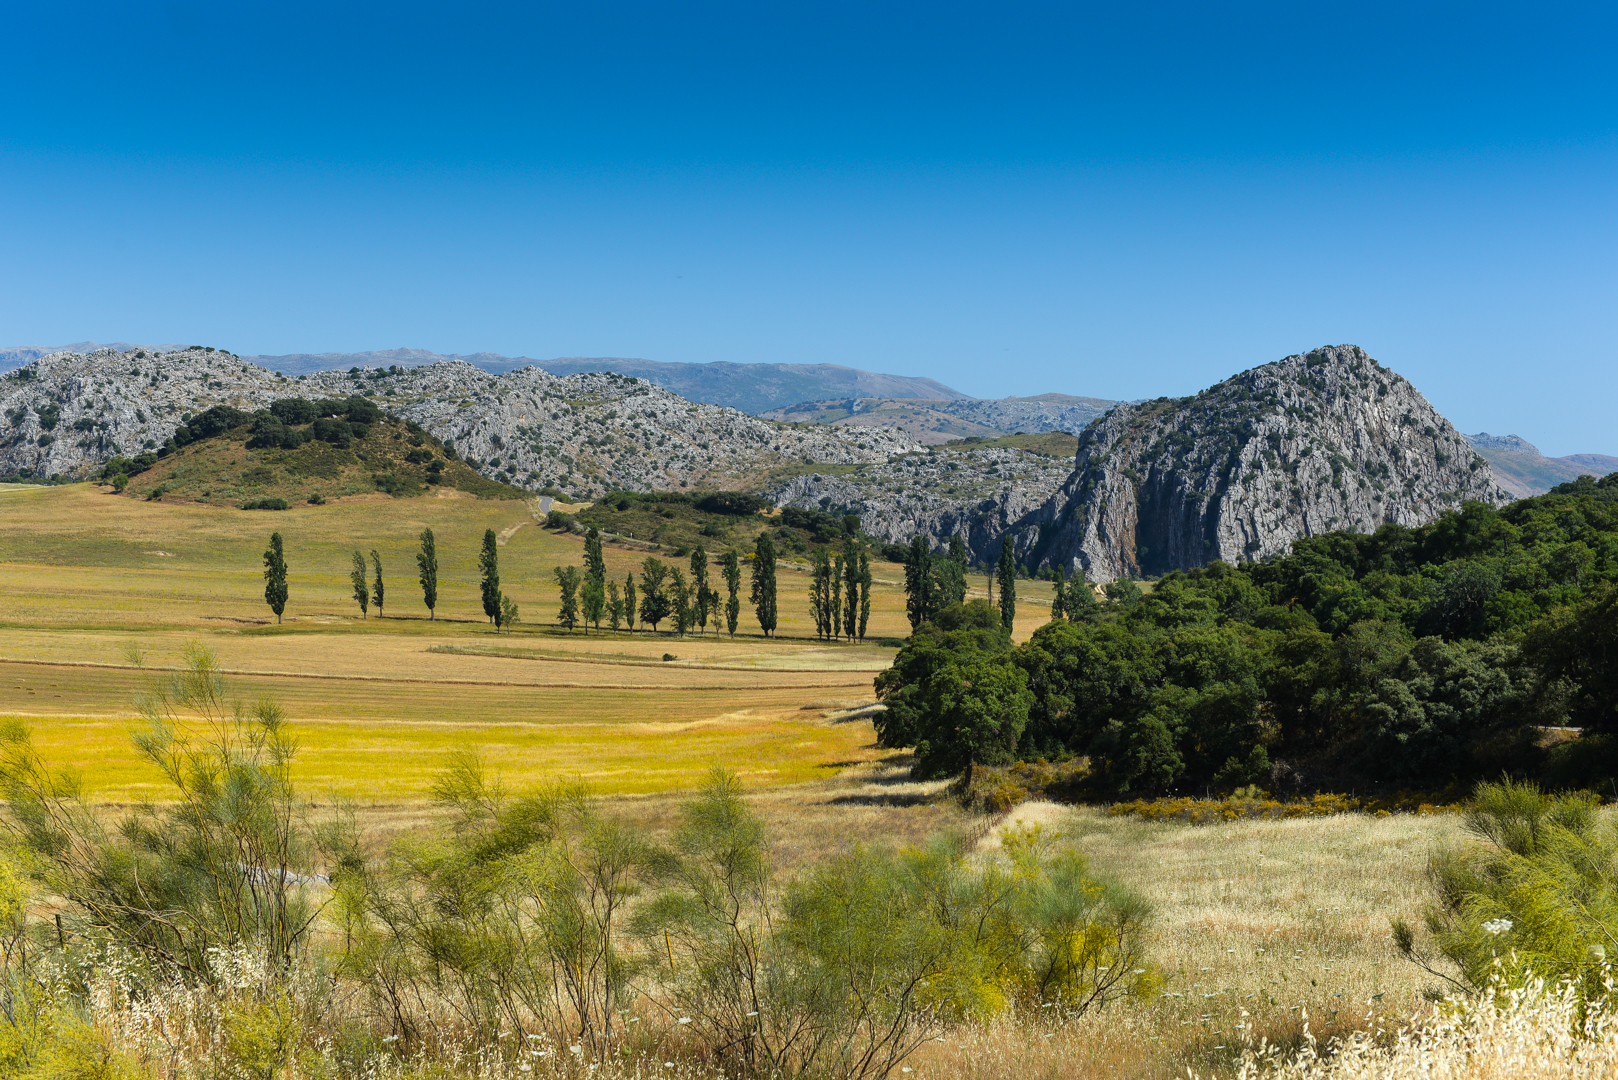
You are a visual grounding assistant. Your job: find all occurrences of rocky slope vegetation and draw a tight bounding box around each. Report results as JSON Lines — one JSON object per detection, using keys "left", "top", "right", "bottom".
{"left": 1463, "top": 432, "right": 1618, "bottom": 498}
{"left": 0, "top": 347, "right": 920, "bottom": 497}
{"left": 1011, "top": 345, "right": 1510, "bottom": 582}
{"left": 765, "top": 433, "right": 1079, "bottom": 559}
{"left": 762, "top": 393, "right": 1115, "bottom": 443}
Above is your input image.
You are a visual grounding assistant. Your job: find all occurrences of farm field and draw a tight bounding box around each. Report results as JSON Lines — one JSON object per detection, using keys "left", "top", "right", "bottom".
{"left": 0, "top": 482, "right": 1057, "bottom": 799}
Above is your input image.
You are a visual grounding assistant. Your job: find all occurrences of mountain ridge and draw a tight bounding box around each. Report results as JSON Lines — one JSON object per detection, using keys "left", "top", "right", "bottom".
{"left": 1017, "top": 345, "right": 1510, "bottom": 582}
{"left": 1462, "top": 431, "right": 1618, "bottom": 499}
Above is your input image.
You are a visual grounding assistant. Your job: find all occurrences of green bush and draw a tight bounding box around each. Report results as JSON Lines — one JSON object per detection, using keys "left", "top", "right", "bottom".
{"left": 1395, "top": 779, "right": 1618, "bottom": 1004}
{"left": 242, "top": 497, "right": 289, "bottom": 510}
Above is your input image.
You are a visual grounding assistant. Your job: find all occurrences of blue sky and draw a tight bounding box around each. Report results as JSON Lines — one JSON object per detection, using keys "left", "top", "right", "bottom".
{"left": 1, "top": 2, "right": 1613, "bottom": 454}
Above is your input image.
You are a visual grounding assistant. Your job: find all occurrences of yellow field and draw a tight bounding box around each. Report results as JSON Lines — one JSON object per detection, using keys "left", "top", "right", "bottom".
{"left": 0, "top": 482, "right": 1044, "bottom": 800}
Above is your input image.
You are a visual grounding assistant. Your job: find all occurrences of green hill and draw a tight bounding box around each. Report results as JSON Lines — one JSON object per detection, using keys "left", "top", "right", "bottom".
{"left": 100, "top": 398, "right": 526, "bottom": 507}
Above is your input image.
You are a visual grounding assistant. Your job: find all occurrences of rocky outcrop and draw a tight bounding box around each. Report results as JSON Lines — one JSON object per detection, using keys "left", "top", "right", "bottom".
{"left": 0, "top": 348, "right": 921, "bottom": 495}
{"left": 766, "top": 438, "right": 1077, "bottom": 558}
{"left": 1015, "top": 346, "right": 1511, "bottom": 583}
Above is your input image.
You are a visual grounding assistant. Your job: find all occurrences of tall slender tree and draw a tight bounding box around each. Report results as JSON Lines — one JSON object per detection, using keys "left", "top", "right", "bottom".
{"left": 721, "top": 550, "right": 742, "bottom": 637}
{"left": 624, "top": 572, "right": 638, "bottom": 631}
{"left": 1051, "top": 565, "right": 1067, "bottom": 621}
{"left": 857, "top": 550, "right": 872, "bottom": 641}
{"left": 350, "top": 550, "right": 370, "bottom": 618}
{"left": 499, "top": 593, "right": 520, "bottom": 634}
{"left": 939, "top": 535, "right": 969, "bottom": 608}
{"left": 581, "top": 526, "right": 607, "bottom": 632}
{"left": 842, "top": 539, "right": 860, "bottom": 641}
{"left": 479, "top": 529, "right": 501, "bottom": 624}
{"left": 689, "top": 546, "right": 711, "bottom": 634}
{"left": 809, "top": 549, "right": 831, "bottom": 640}
{"left": 370, "top": 549, "right": 385, "bottom": 617}
{"left": 416, "top": 528, "right": 438, "bottom": 620}
{"left": 607, "top": 580, "right": 623, "bottom": 632}
{"left": 997, "top": 541, "right": 1017, "bottom": 631}
{"left": 639, "top": 557, "right": 670, "bottom": 631}
{"left": 671, "top": 566, "right": 693, "bottom": 637}
{"left": 554, "top": 565, "right": 581, "bottom": 631}
{"left": 583, "top": 527, "right": 606, "bottom": 585}
{"left": 751, "top": 533, "right": 778, "bottom": 637}
{"left": 903, "top": 536, "right": 935, "bottom": 630}
{"left": 263, "top": 532, "right": 288, "bottom": 624}
{"left": 831, "top": 553, "right": 844, "bottom": 640}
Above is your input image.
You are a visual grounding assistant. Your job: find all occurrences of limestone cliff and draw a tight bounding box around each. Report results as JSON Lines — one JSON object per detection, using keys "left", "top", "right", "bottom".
{"left": 1018, "top": 345, "right": 1510, "bottom": 583}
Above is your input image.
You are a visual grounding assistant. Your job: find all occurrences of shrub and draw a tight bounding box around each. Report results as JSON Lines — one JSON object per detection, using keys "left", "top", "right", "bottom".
{"left": 1395, "top": 778, "right": 1617, "bottom": 1005}
{"left": 242, "top": 497, "right": 290, "bottom": 510}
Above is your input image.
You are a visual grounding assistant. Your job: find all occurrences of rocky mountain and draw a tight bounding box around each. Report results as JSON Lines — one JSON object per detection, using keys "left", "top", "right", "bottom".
{"left": 762, "top": 392, "right": 1116, "bottom": 443}
{"left": 766, "top": 433, "right": 1080, "bottom": 557}
{"left": 0, "top": 341, "right": 189, "bottom": 368}
{"left": 0, "top": 347, "right": 921, "bottom": 497}
{"left": 1013, "top": 345, "right": 1511, "bottom": 583}
{"left": 1463, "top": 432, "right": 1618, "bottom": 499}
{"left": 2, "top": 344, "right": 976, "bottom": 414}
{"left": 536, "top": 357, "right": 970, "bottom": 413}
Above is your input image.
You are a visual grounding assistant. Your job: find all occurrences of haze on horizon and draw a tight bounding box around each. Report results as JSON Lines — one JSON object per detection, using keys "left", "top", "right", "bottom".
{"left": 1, "top": 2, "right": 1613, "bottom": 456}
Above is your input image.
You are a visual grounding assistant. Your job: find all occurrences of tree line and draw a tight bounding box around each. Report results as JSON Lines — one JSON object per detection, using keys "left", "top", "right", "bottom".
{"left": 258, "top": 523, "right": 878, "bottom": 640}
{"left": 874, "top": 477, "right": 1618, "bottom": 795}
{"left": 256, "top": 526, "right": 518, "bottom": 630}
{"left": 552, "top": 528, "right": 875, "bottom": 640}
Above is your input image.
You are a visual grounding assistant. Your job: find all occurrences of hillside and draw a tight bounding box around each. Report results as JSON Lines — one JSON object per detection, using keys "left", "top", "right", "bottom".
{"left": 760, "top": 392, "right": 1115, "bottom": 442}
{"left": 1019, "top": 345, "right": 1510, "bottom": 582}
{"left": 765, "top": 432, "right": 1081, "bottom": 562}
{"left": 107, "top": 404, "right": 524, "bottom": 506}
{"left": 0, "top": 347, "right": 921, "bottom": 498}
{"left": 1464, "top": 431, "right": 1618, "bottom": 498}
{"left": 536, "top": 356, "right": 970, "bottom": 412}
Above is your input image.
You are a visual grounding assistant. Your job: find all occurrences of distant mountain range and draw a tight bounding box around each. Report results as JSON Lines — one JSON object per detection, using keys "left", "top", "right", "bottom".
{"left": 1463, "top": 432, "right": 1618, "bottom": 499}
{"left": 0, "top": 344, "right": 971, "bottom": 415}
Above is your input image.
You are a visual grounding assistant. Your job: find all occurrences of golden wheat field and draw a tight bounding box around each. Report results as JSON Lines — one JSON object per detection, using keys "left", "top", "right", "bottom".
{"left": 0, "top": 481, "right": 1490, "bottom": 1077}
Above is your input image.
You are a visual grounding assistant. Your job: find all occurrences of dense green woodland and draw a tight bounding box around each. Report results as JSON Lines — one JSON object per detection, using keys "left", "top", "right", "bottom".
{"left": 876, "top": 472, "right": 1618, "bottom": 795}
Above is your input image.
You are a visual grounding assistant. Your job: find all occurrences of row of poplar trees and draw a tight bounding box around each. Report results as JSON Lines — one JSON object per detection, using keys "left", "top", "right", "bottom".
{"left": 259, "top": 528, "right": 519, "bottom": 630}
{"left": 899, "top": 534, "right": 1089, "bottom": 633}
{"left": 808, "top": 539, "right": 874, "bottom": 641}
{"left": 552, "top": 528, "right": 876, "bottom": 641}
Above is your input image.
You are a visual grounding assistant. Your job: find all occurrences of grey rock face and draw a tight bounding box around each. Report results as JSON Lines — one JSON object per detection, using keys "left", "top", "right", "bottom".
{"left": 765, "top": 443, "right": 1075, "bottom": 561}
{"left": 0, "top": 349, "right": 921, "bottom": 493}
{"left": 1018, "top": 346, "right": 1511, "bottom": 583}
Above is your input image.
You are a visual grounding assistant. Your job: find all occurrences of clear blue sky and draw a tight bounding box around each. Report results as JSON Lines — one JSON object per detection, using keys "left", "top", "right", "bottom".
{"left": 2, "top": 2, "right": 1613, "bottom": 454}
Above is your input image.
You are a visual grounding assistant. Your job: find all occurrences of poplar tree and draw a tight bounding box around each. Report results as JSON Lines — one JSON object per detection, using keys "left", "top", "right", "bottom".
{"left": 581, "top": 527, "right": 607, "bottom": 632}
{"left": 842, "top": 539, "right": 860, "bottom": 641}
{"left": 903, "top": 537, "right": 935, "bottom": 630}
{"left": 831, "top": 553, "right": 844, "bottom": 640}
{"left": 479, "top": 529, "right": 500, "bottom": 624}
{"left": 350, "top": 550, "right": 370, "bottom": 618}
{"left": 721, "top": 550, "right": 742, "bottom": 636}
{"left": 583, "top": 527, "right": 606, "bottom": 585}
{"left": 940, "top": 535, "right": 969, "bottom": 607}
{"left": 997, "top": 541, "right": 1017, "bottom": 631}
{"left": 499, "top": 593, "right": 520, "bottom": 634}
{"left": 624, "top": 572, "right": 638, "bottom": 631}
{"left": 751, "top": 533, "right": 778, "bottom": 637}
{"left": 416, "top": 528, "right": 438, "bottom": 620}
{"left": 263, "top": 532, "right": 288, "bottom": 624}
{"left": 671, "top": 566, "right": 693, "bottom": 637}
{"left": 809, "top": 549, "right": 831, "bottom": 640}
{"left": 1052, "top": 565, "right": 1067, "bottom": 621}
{"left": 607, "top": 580, "right": 623, "bottom": 632}
{"left": 857, "top": 551, "right": 872, "bottom": 640}
{"left": 689, "top": 546, "right": 711, "bottom": 634}
{"left": 554, "top": 565, "right": 581, "bottom": 631}
{"left": 370, "top": 549, "right": 384, "bottom": 617}
{"left": 639, "top": 557, "right": 670, "bottom": 631}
